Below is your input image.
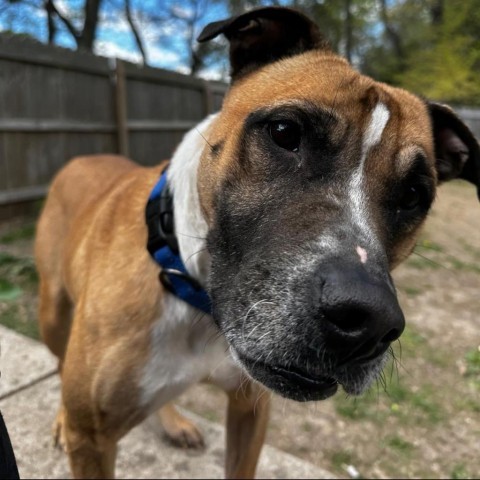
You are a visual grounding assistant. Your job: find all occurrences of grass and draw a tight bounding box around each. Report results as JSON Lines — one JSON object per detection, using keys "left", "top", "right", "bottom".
{"left": 386, "top": 435, "right": 415, "bottom": 456}
{"left": 330, "top": 450, "right": 355, "bottom": 470}
{"left": 406, "top": 252, "right": 480, "bottom": 274}
{"left": 406, "top": 236, "right": 480, "bottom": 274}
{"left": 0, "top": 303, "right": 39, "bottom": 339}
{"left": 450, "top": 463, "right": 470, "bottom": 479}
{"left": 403, "top": 286, "right": 423, "bottom": 297}
{"left": 406, "top": 255, "right": 442, "bottom": 270}
{"left": 0, "top": 247, "right": 39, "bottom": 339}
{"left": 0, "top": 222, "right": 36, "bottom": 244}
{"left": 416, "top": 238, "right": 444, "bottom": 253}
{"left": 463, "top": 347, "right": 480, "bottom": 389}
{"left": 334, "top": 325, "right": 445, "bottom": 426}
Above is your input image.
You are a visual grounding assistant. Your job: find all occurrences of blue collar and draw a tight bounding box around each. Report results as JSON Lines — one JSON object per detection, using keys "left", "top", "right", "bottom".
{"left": 146, "top": 169, "right": 211, "bottom": 314}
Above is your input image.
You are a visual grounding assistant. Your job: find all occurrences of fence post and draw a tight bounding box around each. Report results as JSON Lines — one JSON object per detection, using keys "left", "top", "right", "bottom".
{"left": 112, "top": 58, "right": 129, "bottom": 157}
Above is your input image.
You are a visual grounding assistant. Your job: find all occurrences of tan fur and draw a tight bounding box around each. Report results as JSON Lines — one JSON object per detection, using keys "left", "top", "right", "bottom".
{"left": 36, "top": 154, "right": 268, "bottom": 478}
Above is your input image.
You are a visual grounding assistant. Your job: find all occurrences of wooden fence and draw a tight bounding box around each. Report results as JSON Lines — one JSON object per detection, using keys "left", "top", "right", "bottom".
{"left": 1, "top": 35, "right": 480, "bottom": 217}
{"left": 0, "top": 35, "right": 227, "bottom": 213}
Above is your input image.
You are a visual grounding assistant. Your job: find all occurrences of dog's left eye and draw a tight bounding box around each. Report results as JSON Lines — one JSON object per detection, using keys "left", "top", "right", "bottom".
{"left": 268, "top": 121, "right": 301, "bottom": 152}
{"left": 400, "top": 186, "right": 421, "bottom": 210}
{"left": 398, "top": 185, "right": 424, "bottom": 211}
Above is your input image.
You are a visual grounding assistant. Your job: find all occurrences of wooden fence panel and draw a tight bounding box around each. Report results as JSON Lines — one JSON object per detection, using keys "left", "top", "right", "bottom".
{"left": 1, "top": 35, "right": 479, "bottom": 216}
{"left": 0, "top": 36, "right": 228, "bottom": 212}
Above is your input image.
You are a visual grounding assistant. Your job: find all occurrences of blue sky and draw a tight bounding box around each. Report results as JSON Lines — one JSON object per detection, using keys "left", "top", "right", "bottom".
{"left": 0, "top": 0, "right": 230, "bottom": 77}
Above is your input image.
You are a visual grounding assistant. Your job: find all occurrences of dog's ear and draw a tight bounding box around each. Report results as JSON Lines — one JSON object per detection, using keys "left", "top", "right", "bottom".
{"left": 429, "top": 102, "right": 480, "bottom": 201}
{"left": 197, "top": 7, "right": 329, "bottom": 81}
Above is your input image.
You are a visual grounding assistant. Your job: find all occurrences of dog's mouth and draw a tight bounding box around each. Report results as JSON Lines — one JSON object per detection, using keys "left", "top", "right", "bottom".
{"left": 236, "top": 352, "right": 339, "bottom": 402}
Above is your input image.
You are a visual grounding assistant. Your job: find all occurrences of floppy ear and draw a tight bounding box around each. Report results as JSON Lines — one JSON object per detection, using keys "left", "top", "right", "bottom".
{"left": 429, "top": 102, "right": 480, "bottom": 201}
{"left": 197, "top": 7, "right": 329, "bottom": 81}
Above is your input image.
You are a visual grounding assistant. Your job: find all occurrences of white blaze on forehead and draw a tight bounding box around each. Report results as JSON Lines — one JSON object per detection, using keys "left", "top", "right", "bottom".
{"left": 362, "top": 102, "right": 391, "bottom": 154}
{"left": 349, "top": 102, "right": 390, "bottom": 244}
{"left": 356, "top": 246, "right": 368, "bottom": 264}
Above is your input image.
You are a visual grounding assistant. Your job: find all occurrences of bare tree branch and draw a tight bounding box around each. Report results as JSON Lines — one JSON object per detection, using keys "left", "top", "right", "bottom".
{"left": 49, "top": 0, "right": 79, "bottom": 42}
{"left": 125, "top": 0, "right": 147, "bottom": 65}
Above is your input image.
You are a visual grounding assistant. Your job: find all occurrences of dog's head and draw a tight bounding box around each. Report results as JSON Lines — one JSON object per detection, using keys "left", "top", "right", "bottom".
{"left": 197, "top": 7, "right": 480, "bottom": 401}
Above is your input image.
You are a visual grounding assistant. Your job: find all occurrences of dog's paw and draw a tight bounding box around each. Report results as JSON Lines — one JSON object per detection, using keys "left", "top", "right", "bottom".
{"left": 52, "top": 407, "right": 67, "bottom": 452}
{"left": 164, "top": 421, "right": 205, "bottom": 450}
{"left": 155, "top": 404, "right": 205, "bottom": 450}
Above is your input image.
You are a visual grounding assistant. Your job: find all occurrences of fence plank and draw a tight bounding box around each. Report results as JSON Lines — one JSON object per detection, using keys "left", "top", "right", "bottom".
{"left": 0, "top": 186, "right": 48, "bottom": 206}
{"left": 114, "top": 59, "right": 129, "bottom": 156}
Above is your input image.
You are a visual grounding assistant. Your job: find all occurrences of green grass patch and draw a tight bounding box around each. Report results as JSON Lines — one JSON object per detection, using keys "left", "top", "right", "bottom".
{"left": 464, "top": 348, "right": 480, "bottom": 376}
{"left": 0, "top": 252, "right": 20, "bottom": 267}
{"left": 450, "top": 463, "right": 470, "bottom": 479}
{"left": 0, "top": 278, "right": 23, "bottom": 301}
{"left": 0, "top": 304, "right": 39, "bottom": 339}
{"left": 406, "top": 255, "right": 442, "bottom": 270}
{"left": 410, "top": 387, "right": 444, "bottom": 424}
{"left": 334, "top": 389, "right": 384, "bottom": 421}
{"left": 0, "top": 223, "right": 36, "bottom": 244}
{"left": 302, "top": 421, "right": 313, "bottom": 432}
{"left": 386, "top": 435, "right": 414, "bottom": 455}
{"left": 0, "top": 253, "right": 38, "bottom": 289}
{"left": 448, "top": 258, "right": 480, "bottom": 275}
{"left": 403, "top": 286, "right": 423, "bottom": 297}
{"left": 464, "top": 348, "right": 480, "bottom": 389}
{"left": 416, "top": 238, "right": 444, "bottom": 252}
{"left": 335, "top": 370, "right": 444, "bottom": 426}
{"left": 330, "top": 450, "right": 355, "bottom": 470}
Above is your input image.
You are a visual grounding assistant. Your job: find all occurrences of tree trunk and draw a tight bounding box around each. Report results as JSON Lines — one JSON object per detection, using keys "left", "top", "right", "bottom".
{"left": 77, "top": 0, "right": 102, "bottom": 51}
{"left": 45, "top": 0, "right": 57, "bottom": 44}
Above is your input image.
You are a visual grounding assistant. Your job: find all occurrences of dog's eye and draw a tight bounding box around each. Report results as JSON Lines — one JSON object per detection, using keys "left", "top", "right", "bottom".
{"left": 398, "top": 185, "right": 422, "bottom": 210}
{"left": 269, "top": 121, "right": 301, "bottom": 152}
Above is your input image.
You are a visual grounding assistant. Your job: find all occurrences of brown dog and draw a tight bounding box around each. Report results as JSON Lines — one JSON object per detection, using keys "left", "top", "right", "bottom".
{"left": 35, "top": 7, "right": 480, "bottom": 479}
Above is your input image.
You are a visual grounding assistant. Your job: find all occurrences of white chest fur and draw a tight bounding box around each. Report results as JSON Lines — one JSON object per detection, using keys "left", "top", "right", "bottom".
{"left": 139, "top": 115, "right": 243, "bottom": 410}
{"left": 139, "top": 296, "right": 242, "bottom": 411}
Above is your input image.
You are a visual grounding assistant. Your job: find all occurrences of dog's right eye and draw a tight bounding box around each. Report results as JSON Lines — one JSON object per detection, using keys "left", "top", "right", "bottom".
{"left": 268, "top": 121, "right": 301, "bottom": 152}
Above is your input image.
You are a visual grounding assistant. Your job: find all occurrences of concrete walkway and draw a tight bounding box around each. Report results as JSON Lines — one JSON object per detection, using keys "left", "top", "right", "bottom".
{"left": 0, "top": 326, "right": 335, "bottom": 479}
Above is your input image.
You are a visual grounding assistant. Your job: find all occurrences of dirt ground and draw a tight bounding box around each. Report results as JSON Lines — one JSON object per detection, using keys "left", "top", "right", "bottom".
{"left": 0, "top": 180, "right": 479, "bottom": 479}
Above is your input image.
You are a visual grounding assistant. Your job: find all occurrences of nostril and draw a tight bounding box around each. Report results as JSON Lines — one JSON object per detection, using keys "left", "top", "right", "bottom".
{"left": 325, "top": 305, "right": 370, "bottom": 334}
{"left": 381, "top": 327, "right": 402, "bottom": 344}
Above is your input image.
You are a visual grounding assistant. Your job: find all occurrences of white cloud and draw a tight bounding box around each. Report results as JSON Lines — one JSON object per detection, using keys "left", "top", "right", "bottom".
{"left": 147, "top": 44, "right": 181, "bottom": 65}
{"left": 94, "top": 39, "right": 143, "bottom": 63}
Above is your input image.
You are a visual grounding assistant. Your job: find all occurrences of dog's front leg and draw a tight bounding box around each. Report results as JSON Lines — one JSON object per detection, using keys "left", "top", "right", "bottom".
{"left": 225, "top": 381, "right": 270, "bottom": 479}
{"left": 64, "top": 420, "right": 117, "bottom": 479}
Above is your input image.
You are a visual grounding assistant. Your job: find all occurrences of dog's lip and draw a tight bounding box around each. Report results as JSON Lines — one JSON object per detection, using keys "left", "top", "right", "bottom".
{"left": 235, "top": 352, "right": 338, "bottom": 401}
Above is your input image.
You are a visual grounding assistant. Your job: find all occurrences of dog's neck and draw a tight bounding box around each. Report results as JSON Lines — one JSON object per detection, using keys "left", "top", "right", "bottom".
{"left": 167, "top": 114, "right": 217, "bottom": 284}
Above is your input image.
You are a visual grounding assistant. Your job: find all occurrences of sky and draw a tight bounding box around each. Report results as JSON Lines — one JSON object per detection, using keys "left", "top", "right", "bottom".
{"left": 0, "top": 0, "right": 230, "bottom": 78}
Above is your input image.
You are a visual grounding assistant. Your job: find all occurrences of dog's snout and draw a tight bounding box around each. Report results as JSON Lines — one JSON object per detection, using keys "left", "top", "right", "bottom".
{"left": 316, "top": 261, "right": 405, "bottom": 363}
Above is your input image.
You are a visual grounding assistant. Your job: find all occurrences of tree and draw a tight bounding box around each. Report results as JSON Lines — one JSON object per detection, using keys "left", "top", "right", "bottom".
{"left": 46, "top": 0, "right": 102, "bottom": 51}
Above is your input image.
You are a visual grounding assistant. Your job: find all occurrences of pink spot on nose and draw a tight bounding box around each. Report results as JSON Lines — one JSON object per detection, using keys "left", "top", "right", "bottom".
{"left": 356, "top": 246, "right": 368, "bottom": 264}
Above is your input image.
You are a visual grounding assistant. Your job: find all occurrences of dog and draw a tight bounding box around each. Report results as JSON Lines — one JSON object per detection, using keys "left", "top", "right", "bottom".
{"left": 34, "top": 6, "right": 480, "bottom": 479}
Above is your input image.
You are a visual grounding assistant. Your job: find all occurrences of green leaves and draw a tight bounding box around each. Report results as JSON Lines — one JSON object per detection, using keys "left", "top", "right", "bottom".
{"left": 0, "top": 278, "right": 23, "bottom": 301}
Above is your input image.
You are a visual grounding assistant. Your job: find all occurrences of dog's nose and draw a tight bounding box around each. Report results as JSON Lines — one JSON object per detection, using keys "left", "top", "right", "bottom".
{"left": 315, "top": 261, "right": 405, "bottom": 364}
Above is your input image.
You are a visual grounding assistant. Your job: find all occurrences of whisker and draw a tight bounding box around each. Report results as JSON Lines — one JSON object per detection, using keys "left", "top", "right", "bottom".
{"left": 184, "top": 247, "right": 208, "bottom": 266}
{"left": 195, "top": 127, "right": 214, "bottom": 150}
